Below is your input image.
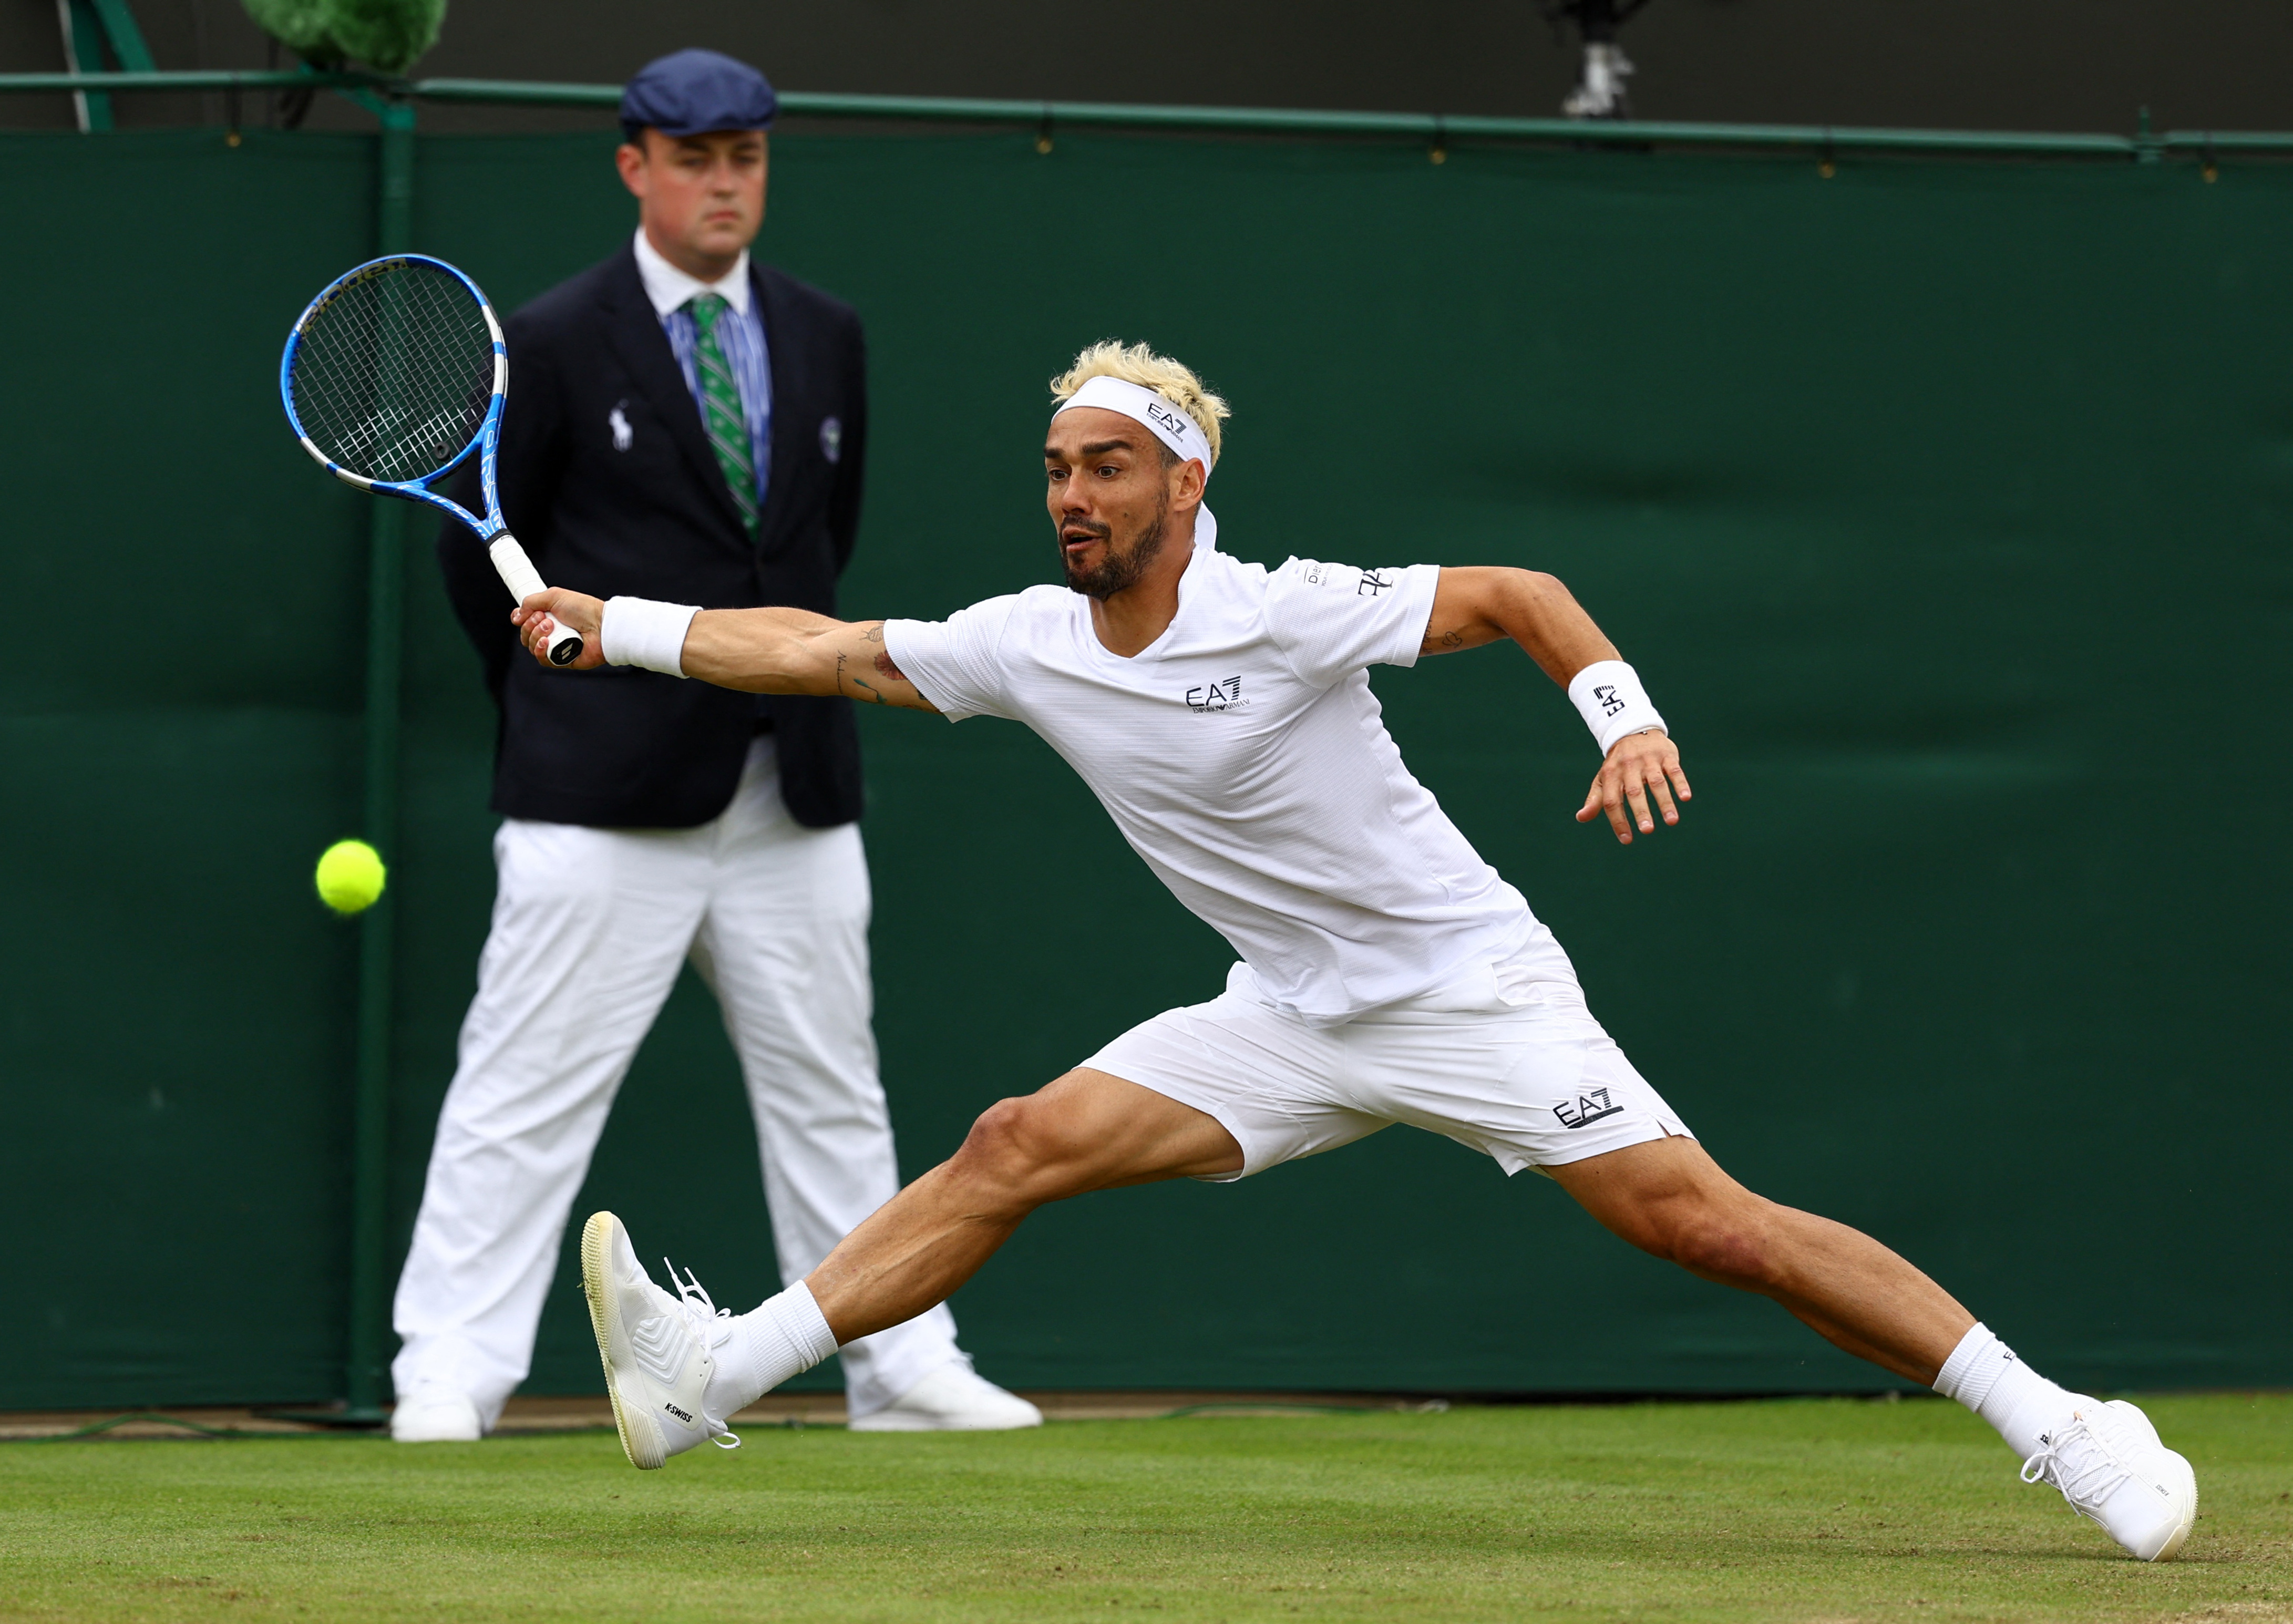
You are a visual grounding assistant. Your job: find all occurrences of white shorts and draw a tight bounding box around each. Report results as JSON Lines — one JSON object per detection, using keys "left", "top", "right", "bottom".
{"left": 1083, "top": 958, "right": 1692, "bottom": 1181}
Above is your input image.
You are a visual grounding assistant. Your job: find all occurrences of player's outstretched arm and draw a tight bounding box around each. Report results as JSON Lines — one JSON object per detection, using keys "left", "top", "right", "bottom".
{"left": 512, "top": 589, "right": 939, "bottom": 713}
{"left": 1418, "top": 566, "right": 1690, "bottom": 845}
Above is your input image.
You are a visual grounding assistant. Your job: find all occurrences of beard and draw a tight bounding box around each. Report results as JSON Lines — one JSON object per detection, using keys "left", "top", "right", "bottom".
{"left": 1059, "top": 490, "right": 1171, "bottom": 601}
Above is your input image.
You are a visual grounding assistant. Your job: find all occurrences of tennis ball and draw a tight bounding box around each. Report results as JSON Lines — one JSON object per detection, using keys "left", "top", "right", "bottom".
{"left": 315, "top": 839, "right": 387, "bottom": 915}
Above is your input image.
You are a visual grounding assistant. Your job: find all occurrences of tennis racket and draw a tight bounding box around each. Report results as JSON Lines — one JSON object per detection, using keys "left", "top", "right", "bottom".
{"left": 280, "top": 253, "right": 583, "bottom": 666}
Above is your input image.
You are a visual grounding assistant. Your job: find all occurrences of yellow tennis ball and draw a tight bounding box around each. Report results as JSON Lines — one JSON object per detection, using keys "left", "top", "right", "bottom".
{"left": 315, "top": 839, "right": 387, "bottom": 915}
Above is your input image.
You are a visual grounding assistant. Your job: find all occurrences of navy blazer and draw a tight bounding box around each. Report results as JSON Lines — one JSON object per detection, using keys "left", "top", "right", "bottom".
{"left": 437, "top": 241, "right": 867, "bottom": 830}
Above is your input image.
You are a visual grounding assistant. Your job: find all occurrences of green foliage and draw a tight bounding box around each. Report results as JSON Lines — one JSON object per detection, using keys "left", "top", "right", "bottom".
{"left": 240, "top": 0, "right": 445, "bottom": 72}
{"left": 1, "top": 1397, "right": 2287, "bottom": 1621}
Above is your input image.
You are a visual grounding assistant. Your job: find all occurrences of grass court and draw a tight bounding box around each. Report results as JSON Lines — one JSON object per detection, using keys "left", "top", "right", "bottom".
{"left": 3, "top": 1393, "right": 2287, "bottom": 1622}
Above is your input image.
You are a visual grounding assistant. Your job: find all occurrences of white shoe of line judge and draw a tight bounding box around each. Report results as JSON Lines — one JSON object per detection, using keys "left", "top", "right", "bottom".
{"left": 389, "top": 1384, "right": 485, "bottom": 1443}
{"left": 577, "top": 1211, "right": 1037, "bottom": 1465}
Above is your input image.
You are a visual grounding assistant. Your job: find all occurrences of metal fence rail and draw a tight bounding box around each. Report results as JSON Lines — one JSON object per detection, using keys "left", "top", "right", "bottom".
{"left": 5, "top": 68, "right": 2292, "bottom": 159}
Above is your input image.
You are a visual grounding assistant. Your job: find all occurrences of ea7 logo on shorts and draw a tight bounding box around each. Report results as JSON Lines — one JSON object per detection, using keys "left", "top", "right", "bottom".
{"left": 1592, "top": 684, "right": 1626, "bottom": 717}
{"left": 1553, "top": 1088, "right": 1626, "bottom": 1129}
{"left": 1186, "top": 675, "right": 1245, "bottom": 712}
{"left": 664, "top": 1401, "right": 694, "bottom": 1424}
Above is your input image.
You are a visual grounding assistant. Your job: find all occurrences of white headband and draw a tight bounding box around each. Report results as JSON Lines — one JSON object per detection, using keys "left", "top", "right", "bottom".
{"left": 1052, "top": 375, "right": 1216, "bottom": 480}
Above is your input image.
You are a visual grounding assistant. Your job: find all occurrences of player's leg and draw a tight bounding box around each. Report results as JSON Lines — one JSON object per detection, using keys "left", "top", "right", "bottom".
{"left": 1350, "top": 962, "right": 2196, "bottom": 1562}
{"left": 387, "top": 817, "right": 706, "bottom": 1440}
{"left": 805, "top": 1066, "right": 1246, "bottom": 1341}
{"left": 1549, "top": 1136, "right": 2197, "bottom": 1559}
{"left": 1546, "top": 1135, "right": 1969, "bottom": 1380}
{"left": 581, "top": 1066, "right": 1240, "bottom": 1465}
{"left": 691, "top": 766, "right": 1034, "bottom": 1428}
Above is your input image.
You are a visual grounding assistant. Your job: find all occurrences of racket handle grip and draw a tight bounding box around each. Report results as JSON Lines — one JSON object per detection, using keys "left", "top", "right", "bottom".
{"left": 488, "top": 533, "right": 584, "bottom": 667}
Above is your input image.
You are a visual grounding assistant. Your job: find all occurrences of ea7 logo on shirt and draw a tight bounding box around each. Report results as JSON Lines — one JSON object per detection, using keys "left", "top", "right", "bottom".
{"left": 1592, "top": 684, "right": 1626, "bottom": 717}
{"left": 1358, "top": 569, "right": 1394, "bottom": 597}
{"left": 1186, "top": 675, "right": 1246, "bottom": 713}
{"left": 1552, "top": 1087, "right": 1626, "bottom": 1129}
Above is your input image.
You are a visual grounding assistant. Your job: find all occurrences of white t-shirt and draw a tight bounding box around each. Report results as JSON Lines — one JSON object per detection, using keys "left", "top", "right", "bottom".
{"left": 885, "top": 529, "right": 1559, "bottom": 1023}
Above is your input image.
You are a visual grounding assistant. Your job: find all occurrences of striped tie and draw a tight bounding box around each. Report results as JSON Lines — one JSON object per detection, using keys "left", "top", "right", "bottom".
{"left": 687, "top": 293, "right": 757, "bottom": 534}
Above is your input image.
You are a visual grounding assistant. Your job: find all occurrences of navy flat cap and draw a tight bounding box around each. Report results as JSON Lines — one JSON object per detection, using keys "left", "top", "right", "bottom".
{"left": 621, "top": 48, "right": 777, "bottom": 140}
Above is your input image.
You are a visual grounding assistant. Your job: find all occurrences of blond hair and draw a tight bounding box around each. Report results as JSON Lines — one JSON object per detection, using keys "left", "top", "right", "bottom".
{"left": 1048, "top": 340, "right": 1230, "bottom": 467}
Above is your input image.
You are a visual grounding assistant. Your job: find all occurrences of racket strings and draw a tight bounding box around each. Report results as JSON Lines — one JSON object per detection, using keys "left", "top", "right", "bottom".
{"left": 290, "top": 262, "right": 494, "bottom": 484}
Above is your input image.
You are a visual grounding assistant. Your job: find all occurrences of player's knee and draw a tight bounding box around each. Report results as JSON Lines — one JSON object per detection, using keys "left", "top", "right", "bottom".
{"left": 1661, "top": 1206, "right": 1781, "bottom": 1290}
{"left": 949, "top": 1096, "right": 1087, "bottom": 1204}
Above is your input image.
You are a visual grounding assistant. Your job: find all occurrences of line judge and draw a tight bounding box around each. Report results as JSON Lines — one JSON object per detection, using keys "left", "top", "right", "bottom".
{"left": 388, "top": 48, "right": 1036, "bottom": 1441}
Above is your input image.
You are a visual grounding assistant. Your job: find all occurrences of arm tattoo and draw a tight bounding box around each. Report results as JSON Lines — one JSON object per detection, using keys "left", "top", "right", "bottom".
{"left": 837, "top": 649, "right": 889, "bottom": 704}
{"left": 835, "top": 631, "right": 908, "bottom": 704}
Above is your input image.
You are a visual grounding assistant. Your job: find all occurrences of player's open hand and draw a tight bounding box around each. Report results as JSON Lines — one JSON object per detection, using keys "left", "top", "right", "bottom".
{"left": 1577, "top": 729, "right": 1690, "bottom": 845}
{"left": 515, "top": 588, "right": 606, "bottom": 670}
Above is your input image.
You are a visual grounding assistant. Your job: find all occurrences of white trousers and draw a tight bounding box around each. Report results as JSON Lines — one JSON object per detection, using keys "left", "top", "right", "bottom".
{"left": 390, "top": 739, "right": 964, "bottom": 1427}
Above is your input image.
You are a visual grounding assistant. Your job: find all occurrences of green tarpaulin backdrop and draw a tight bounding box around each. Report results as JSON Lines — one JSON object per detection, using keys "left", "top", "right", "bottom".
{"left": 3, "top": 125, "right": 2287, "bottom": 1410}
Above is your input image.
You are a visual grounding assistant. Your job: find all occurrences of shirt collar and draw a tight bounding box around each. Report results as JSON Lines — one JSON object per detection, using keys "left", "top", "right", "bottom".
{"left": 633, "top": 227, "right": 753, "bottom": 320}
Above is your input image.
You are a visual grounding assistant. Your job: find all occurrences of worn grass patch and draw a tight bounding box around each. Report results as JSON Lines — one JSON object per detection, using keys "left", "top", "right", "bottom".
{"left": 1, "top": 1393, "right": 2287, "bottom": 1622}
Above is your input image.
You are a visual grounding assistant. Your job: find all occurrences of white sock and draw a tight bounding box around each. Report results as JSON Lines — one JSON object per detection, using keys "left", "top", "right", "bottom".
{"left": 702, "top": 1281, "right": 841, "bottom": 1422}
{"left": 1932, "top": 1322, "right": 2079, "bottom": 1459}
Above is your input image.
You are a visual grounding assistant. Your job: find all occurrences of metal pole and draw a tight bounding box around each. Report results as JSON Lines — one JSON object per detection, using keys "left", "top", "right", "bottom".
{"left": 343, "top": 95, "right": 417, "bottom": 1424}
{"left": 8, "top": 72, "right": 2281, "bottom": 160}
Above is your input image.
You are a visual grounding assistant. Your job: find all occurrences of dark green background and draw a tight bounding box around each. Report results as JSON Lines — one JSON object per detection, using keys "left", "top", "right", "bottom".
{"left": 4, "top": 126, "right": 2286, "bottom": 1411}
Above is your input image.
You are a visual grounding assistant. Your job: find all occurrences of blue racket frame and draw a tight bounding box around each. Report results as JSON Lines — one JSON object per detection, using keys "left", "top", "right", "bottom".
{"left": 279, "top": 252, "right": 509, "bottom": 537}
{"left": 281, "top": 253, "right": 582, "bottom": 664}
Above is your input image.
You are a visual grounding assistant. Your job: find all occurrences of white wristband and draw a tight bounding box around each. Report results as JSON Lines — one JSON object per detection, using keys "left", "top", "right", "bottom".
{"left": 1567, "top": 659, "right": 1667, "bottom": 754}
{"left": 600, "top": 596, "right": 699, "bottom": 677}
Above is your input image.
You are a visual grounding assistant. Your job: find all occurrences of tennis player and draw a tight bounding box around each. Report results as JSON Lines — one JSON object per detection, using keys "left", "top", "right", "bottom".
{"left": 513, "top": 341, "right": 2197, "bottom": 1561}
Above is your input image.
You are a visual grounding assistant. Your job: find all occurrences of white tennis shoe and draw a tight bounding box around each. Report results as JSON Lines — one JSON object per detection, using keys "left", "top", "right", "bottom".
{"left": 849, "top": 1364, "right": 1044, "bottom": 1432}
{"left": 388, "top": 1384, "right": 482, "bottom": 1443}
{"left": 580, "top": 1210, "right": 740, "bottom": 1470}
{"left": 2020, "top": 1397, "right": 2197, "bottom": 1561}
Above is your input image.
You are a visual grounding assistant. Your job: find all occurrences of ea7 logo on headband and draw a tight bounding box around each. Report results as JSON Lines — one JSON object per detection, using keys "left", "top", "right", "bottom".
{"left": 1146, "top": 402, "right": 1189, "bottom": 442}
